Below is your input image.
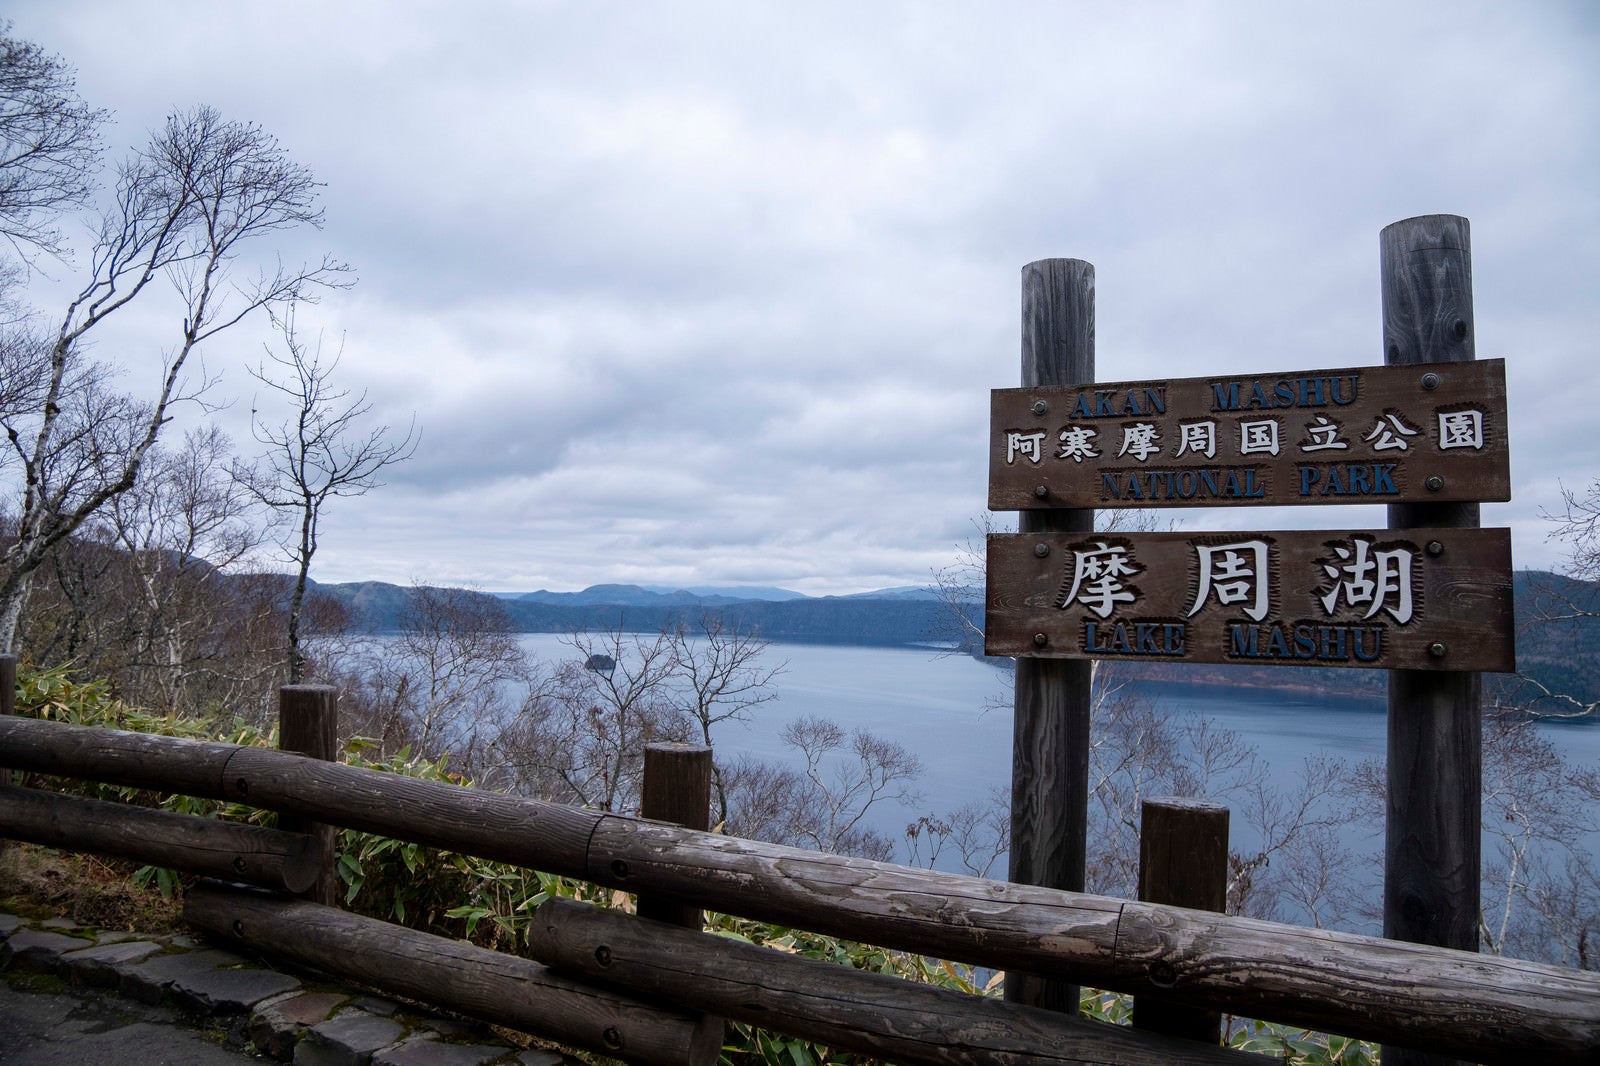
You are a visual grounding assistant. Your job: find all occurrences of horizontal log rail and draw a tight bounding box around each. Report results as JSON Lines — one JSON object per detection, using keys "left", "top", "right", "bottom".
{"left": 2, "top": 715, "right": 1598, "bottom": 1061}
{"left": 184, "top": 881, "right": 721, "bottom": 1066}
{"left": 0, "top": 783, "right": 319, "bottom": 894}
{"left": 530, "top": 897, "right": 1263, "bottom": 1066}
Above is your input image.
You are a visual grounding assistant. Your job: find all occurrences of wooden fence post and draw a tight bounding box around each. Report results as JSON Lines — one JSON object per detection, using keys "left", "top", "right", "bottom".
{"left": 1, "top": 653, "right": 13, "bottom": 857}
{"left": 1008, "top": 258, "right": 1096, "bottom": 1015}
{"left": 277, "top": 685, "right": 339, "bottom": 906}
{"left": 1380, "top": 214, "right": 1481, "bottom": 1066}
{"left": 639, "top": 742, "right": 713, "bottom": 927}
{"left": 1, "top": 654, "right": 14, "bottom": 787}
{"left": 1133, "top": 797, "right": 1228, "bottom": 1043}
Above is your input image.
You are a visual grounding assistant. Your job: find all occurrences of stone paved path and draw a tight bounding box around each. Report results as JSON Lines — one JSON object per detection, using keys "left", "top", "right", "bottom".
{"left": 1, "top": 975, "right": 263, "bottom": 1064}
{"left": 1, "top": 911, "right": 573, "bottom": 1065}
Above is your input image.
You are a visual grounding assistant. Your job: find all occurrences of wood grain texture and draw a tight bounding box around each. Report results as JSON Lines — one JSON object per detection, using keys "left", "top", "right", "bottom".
{"left": 185, "top": 882, "right": 722, "bottom": 1066}
{"left": 0, "top": 783, "right": 319, "bottom": 893}
{"left": 6, "top": 716, "right": 1596, "bottom": 1059}
{"left": 217, "top": 747, "right": 600, "bottom": 878}
{"left": 0, "top": 715, "right": 243, "bottom": 797}
{"left": 582, "top": 817, "right": 1599, "bottom": 1061}
{"left": 276, "top": 685, "right": 338, "bottom": 905}
{"left": 1379, "top": 214, "right": 1482, "bottom": 1066}
{"left": 1380, "top": 215, "right": 1474, "bottom": 369}
{"left": 532, "top": 898, "right": 1266, "bottom": 1066}
{"left": 1, "top": 654, "right": 14, "bottom": 795}
{"left": 1021, "top": 259, "right": 1095, "bottom": 389}
{"left": 0, "top": 716, "right": 602, "bottom": 877}
{"left": 1108, "top": 903, "right": 1596, "bottom": 1062}
{"left": 1011, "top": 257, "right": 1096, "bottom": 1014}
{"left": 986, "top": 527, "right": 1515, "bottom": 671}
{"left": 638, "top": 742, "right": 713, "bottom": 927}
{"left": 989, "top": 359, "right": 1510, "bottom": 511}
{"left": 1133, "top": 798, "right": 1228, "bottom": 1042}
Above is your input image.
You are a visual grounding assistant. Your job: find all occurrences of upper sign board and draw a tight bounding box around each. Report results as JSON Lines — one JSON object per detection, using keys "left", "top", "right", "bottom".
{"left": 989, "top": 359, "right": 1509, "bottom": 510}
{"left": 985, "top": 527, "right": 1515, "bottom": 671}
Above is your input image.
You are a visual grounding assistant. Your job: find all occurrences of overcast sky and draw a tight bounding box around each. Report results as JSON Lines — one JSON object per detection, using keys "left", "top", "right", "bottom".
{"left": 12, "top": 2, "right": 1599, "bottom": 595}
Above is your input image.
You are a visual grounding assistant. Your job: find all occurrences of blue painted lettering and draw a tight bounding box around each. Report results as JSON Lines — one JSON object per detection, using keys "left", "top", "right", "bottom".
{"left": 1084, "top": 621, "right": 1185, "bottom": 656}
{"left": 1296, "top": 463, "right": 1399, "bottom": 498}
{"left": 1227, "top": 623, "right": 1385, "bottom": 663}
{"left": 1101, "top": 468, "right": 1265, "bottom": 502}
{"left": 1070, "top": 386, "right": 1171, "bottom": 419}
{"left": 1210, "top": 375, "right": 1361, "bottom": 412}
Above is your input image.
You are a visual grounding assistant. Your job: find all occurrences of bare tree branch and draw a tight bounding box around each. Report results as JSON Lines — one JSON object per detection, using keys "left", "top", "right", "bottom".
{"left": 236, "top": 304, "right": 416, "bottom": 682}
{"left": 0, "top": 23, "right": 106, "bottom": 261}
{"left": 0, "top": 105, "right": 350, "bottom": 651}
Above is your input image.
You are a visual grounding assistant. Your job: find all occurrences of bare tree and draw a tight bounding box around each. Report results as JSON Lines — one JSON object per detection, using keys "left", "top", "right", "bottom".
{"left": 928, "top": 516, "right": 994, "bottom": 657}
{"left": 498, "top": 627, "right": 692, "bottom": 812}
{"left": 665, "top": 611, "right": 785, "bottom": 825}
{"left": 101, "top": 424, "right": 269, "bottom": 712}
{"left": 341, "top": 585, "right": 528, "bottom": 761}
{"left": 1488, "top": 478, "right": 1600, "bottom": 720}
{"left": 1547, "top": 478, "right": 1600, "bottom": 585}
{"left": 903, "top": 788, "right": 1010, "bottom": 877}
{"left": 0, "top": 105, "right": 348, "bottom": 652}
{"left": 771, "top": 714, "right": 924, "bottom": 860}
{"left": 722, "top": 734, "right": 917, "bottom": 862}
{"left": 239, "top": 306, "right": 415, "bottom": 682}
{"left": 1477, "top": 710, "right": 1600, "bottom": 964}
{"left": 0, "top": 22, "right": 106, "bottom": 262}
{"left": 1227, "top": 753, "right": 1354, "bottom": 923}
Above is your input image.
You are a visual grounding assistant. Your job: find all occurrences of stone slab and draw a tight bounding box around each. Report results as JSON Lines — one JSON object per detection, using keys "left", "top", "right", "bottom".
{"left": 171, "top": 965, "right": 302, "bottom": 1015}
{"left": 374, "top": 1037, "right": 514, "bottom": 1066}
{"left": 251, "top": 990, "right": 351, "bottom": 1061}
{"left": 0, "top": 927, "right": 91, "bottom": 972}
{"left": 60, "top": 938, "right": 164, "bottom": 987}
{"left": 296, "top": 1011, "right": 407, "bottom": 1066}
{"left": 0, "top": 979, "right": 261, "bottom": 1065}
{"left": 119, "top": 947, "right": 248, "bottom": 1005}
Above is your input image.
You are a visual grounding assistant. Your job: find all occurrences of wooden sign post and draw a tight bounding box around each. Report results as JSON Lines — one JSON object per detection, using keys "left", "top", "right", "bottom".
{"left": 1005, "top": 259, "right": 1095, "bottom": 1015}
{"left": 1379, "top": 214, "right": 1481, "bottom": 1066}
{"left": 989, "top": 218, "right": 1511, "bottom": 1052}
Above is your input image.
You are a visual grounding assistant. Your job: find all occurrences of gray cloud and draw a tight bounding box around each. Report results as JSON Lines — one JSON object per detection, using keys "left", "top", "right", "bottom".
{"left": 12, "top": 1, "right": 1597, "bottom": 593}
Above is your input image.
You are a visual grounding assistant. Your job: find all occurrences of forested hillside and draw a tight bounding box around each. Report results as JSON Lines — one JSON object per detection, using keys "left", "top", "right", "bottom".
{"left": 314, "top": 570, "right": 1600, "bottom": 711}
{"left": 321, "top": 581, "right": 956, "bottom": 649}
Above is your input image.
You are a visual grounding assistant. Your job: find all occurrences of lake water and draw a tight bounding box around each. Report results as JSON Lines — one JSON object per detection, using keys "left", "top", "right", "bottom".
{"left": 514, "top": 634, "right": 1600, "bottom": 935}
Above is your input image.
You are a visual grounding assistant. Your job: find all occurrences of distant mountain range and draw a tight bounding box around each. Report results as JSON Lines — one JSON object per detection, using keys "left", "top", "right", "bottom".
{"left": 320, "top": 580, "right": 959, "bottom": 649}
{"left": 312, "top": 572, "right": 1600, "bottom": 712}
{"left": 494, "top": 583, "right": 938, "bottom": 607}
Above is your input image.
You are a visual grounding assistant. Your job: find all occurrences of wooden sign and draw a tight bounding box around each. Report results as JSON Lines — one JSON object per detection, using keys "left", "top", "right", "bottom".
{"left": 985, "top": 527, "right": 1514, "bottom": 671}
{"left": 989, "top": 358, "right": 1508, "bottom": 510}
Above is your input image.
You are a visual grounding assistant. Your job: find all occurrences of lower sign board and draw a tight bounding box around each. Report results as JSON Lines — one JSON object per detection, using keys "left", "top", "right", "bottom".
{"left": 985, "top": 527, "right": 1514, "bottom": 672}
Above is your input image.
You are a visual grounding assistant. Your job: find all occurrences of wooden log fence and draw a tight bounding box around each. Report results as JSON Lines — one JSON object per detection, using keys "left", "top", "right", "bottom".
{"left": 530, "top": 896, "right": 1261, "bottom": 1066}
{"left": 0, "top": 654, "right": 13, "bottom": 777}
{"left": 0, "top": 654, "right": 12, "bottom": 861}
{"left": 276, "top": 684, "right": 339, "bottom": 906}
{"left": 0, "top": 782, "right": 320, "bottom": 894}
{"left": 185, "top": 881, "right": 722, "bottom": 1066}
{"left": 2, "top": 714, "right": 1597, "bottom": 1062}
{"left": 1133, "top": 797, "right": 1229, "bottom": 1043}
{"left": 637, "top": 741, "right": 713, "bottom": 928}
